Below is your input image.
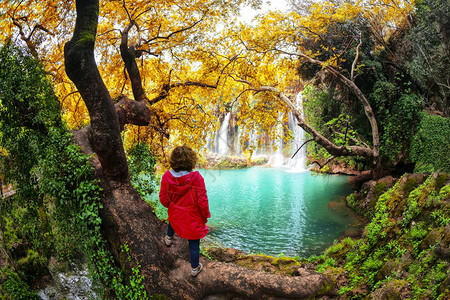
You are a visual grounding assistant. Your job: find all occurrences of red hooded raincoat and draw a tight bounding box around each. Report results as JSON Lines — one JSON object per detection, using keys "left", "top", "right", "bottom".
{"left": 159, "top": 170, "right": 210, "bottom": 240}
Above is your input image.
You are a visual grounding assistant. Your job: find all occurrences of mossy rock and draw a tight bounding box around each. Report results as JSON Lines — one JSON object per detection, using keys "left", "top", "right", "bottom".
{"left": 375, "top": 260, "right": 401, "bottom": 282}
{"left": 418, "top": 228, "right": 441, "bottom": 252}
{"left": 272, "top": 256, "right": 298, "bottom": 266}
{"left": 322, "top": 266, "right": 345, "bottom": 283}
{"left": 437, "top": 273, "right": 450, "bottom": 296}
{"left": 236, "top": 255, "right": 277, "bottom": 273}
{"left": 435, "top": 173, "right": 449, "bottom": 192}
{"left": 205, "top": 247, "right": 246, "bottom": 263}
{"left": 325, "top": 240, "right": 354, "bottom": 259}
{"left": 373, "top": 181, "right": 387, "bottom": 201}
{"left": 404, "top": 177, "right": 418, "bottom": 198}
{"left": 370, "top": 280, "right": 410, "bottom": 300}
{"left": 439, "top": 184, "right": 450, "bottom": 200}
{"left": 440, "top": 224, "right": 450, "bottom": 247}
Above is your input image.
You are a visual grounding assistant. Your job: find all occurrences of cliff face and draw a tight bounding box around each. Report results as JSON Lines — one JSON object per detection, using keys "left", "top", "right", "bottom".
{"left": 325, "top": 173, "right": 450, "bottom": 299}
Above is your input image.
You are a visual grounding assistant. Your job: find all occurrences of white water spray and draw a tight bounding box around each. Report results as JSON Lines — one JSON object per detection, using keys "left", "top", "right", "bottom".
{"left": 216, "top": 112, "right": 231, "bottom": 156}
{"left": 287, "top": 92, "right": 307, "bottom": 172}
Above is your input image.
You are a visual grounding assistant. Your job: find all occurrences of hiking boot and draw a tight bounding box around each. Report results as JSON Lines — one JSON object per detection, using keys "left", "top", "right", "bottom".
{"left": 164, "top": 235, "right": 173, "bottom": 246}
{"left": 191, "top": 263, "right": 203, "bottom": 277}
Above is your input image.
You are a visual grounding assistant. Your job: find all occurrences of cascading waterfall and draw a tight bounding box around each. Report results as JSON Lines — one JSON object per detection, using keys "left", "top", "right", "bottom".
{"left": 270, "top": 112, "right": 285, "bottom": 166}
{"left": 208, "top": 92, "right": 308, "bottom": 171}
{"left": 287, "top": 92, "right": 307, "bottom": 171}
{"left": 216, "top": 112, "right": 231, "bottom": 156}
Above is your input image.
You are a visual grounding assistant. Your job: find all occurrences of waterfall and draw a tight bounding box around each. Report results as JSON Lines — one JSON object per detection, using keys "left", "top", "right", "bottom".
{"left": 287, "top": 92, "right": 307, "bottom": 172}
{"left": 206, "top": 92, "right": 308, "bottom": 171}
{"left": 216, "top": 112, "right": 231, "bottom": 156}
{"left": 270, "top": 112, "right": 285, "bottom": 166}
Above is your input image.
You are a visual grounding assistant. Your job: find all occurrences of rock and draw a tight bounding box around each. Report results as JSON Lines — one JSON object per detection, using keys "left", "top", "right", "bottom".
{"left": 435, "top": 245, "right": 450, "bottom": 260}
{"left": 327, "top": 201, "right": 345, "bottom": 210}
{"left": 375, "top": 260, "right": 400, "bottom": 282}
{"left": 441, "top": 224, "right": 450, "bottom": 247}
{"left": 350, "top": 175, "right": 399, "bottom": 218}
{"left": 206, "top": 247, "right": 246, "bottom": 263}
{"left": 418, "top": 228, "right": 440, "bottom": 252}
{"left": 322, "top": 267, "right": 346, "bottom": 282}
{"left": 0, "top": 251, "right": 7, "bottom": 269}
{"left": 437, "top": 274, "right": 450, "bottom": 296}
{"left": 340, "top": 228, "right": 362, "bottom": 239}
{"left": 369, "top": 280, "right": 410, "bottom": 300}
{"left": 295, "top": 267, "right": 318, "bottom": 277}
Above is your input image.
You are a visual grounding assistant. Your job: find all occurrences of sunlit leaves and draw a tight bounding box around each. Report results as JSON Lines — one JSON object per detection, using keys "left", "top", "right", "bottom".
{"left": 0, "top": 0, "right": 415, "bottom": 161}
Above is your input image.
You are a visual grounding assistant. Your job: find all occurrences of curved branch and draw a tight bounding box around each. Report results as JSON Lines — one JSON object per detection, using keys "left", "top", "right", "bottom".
{"left": 120, "top": 21, "right": 149, "bottom": 102}
{"left": 61, "top": 90, "right": 80, "bottom": 105}
{"left": 351, "top": 33, "right": 362, "bottom": 82}
{"left": 10, "top": 14, "right": 39, "bottom": 59}
{"left": 143, "top": 13, "right": 206, "bottom": 45}
{"left": 291, "top": 139, "right": 314, "bottom": 159}
{"left": 27, "top": 24, "right": 52, "bottom": 40}
{"left": 232, "top": 80, "right": 375, "bottom": 160}
{"left": 311, "top": 156, "right": 337, "bottom": 169}
{"left": 115, "top": 95, "right": 151, "bottom": 130}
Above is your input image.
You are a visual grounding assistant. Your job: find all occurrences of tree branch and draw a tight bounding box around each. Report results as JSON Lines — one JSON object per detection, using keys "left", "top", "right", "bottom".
{"left": 230, "top": 78, "right": 375, "bottom": 160}
{"left": 351, "top": 33, "right": 362, "bottom": 82}
{"left": 9, "top": 14, "right": 39, "bottom": 59}
{"left": 120, "top": 21, "right": 149, "bottom": 102}
{"left": 147, "top": 53, "right": 240, "bottom": 106}
{"left": 311, "top": 156, "right": 337, "bottom": 169}
{"left": 143, "top": 14, "right": 206, "bottom": 46}
{"left": 291, "top": 139, "right": 314, "bottom": 159}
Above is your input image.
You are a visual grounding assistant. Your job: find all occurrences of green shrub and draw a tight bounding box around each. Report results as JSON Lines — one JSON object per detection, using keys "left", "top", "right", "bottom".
{"left": 1, "top": 269, "right": 40, "bottom": 300}
{"left": 410, "top": 114, "right": 450, "bottom": 173}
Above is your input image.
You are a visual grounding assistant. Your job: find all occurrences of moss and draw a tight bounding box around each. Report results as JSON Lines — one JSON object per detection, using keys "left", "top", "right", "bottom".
{"left": 1, "top": 269, "right": 40, "bottom": 300}
{"left": 272, "top": 256, "right": 299, "bottom": 266}
{"left": 236, "top": 254, "right": 274, "bottom": 269}
{"left": 404, "top": 177, "right": 418, "bottom": 197}
{"left": 316, "top": 275, "right": 336, "bottom": 296}
{"left": 437, "top": 274, "right": 450, "bottom": 296}
{"left": 439, "top": 184, "right": 450, "bottom": 200}
{"left": 17, "top": 249, "right": 47, "bottom": 282}
{"left": 435, "top": 174, "right": 448, "bottom": 191}
{"left": 373, "top": 182, "right": 387, "bottom": 201}
{"left": 250, "top": 254, "right": 275, "bottom": 262}
{"left": 322, "top": 266, "right": 345, "bottom": 282}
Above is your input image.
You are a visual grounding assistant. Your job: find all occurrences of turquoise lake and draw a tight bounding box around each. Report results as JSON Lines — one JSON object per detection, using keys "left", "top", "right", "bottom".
{"left": 198, "top": 167, "right": 361, "bottom": 257}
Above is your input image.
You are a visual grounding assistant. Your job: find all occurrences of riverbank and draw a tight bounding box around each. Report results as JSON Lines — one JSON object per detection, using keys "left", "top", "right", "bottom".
{"left": 199, "top": 152, "right": 269, "bottom": 169}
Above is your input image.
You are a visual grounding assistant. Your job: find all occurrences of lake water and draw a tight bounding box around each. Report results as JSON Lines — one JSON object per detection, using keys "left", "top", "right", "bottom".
{"left": 198, "top": 167, "right": 360, "bottom": 257}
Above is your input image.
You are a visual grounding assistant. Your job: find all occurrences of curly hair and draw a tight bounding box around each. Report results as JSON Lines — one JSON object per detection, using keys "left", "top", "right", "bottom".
{"left": 169, "top": 145, "right": 198, "bottom": 172}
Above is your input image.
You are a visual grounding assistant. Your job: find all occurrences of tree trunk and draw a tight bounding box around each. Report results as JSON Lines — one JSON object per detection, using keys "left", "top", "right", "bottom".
{"left": 65, "top": 0, "right": 337, "bottom": 298}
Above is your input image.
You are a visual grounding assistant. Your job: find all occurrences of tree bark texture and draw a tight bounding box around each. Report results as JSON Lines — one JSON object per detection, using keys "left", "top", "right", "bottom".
{"left": 65, "top": 0, "right": 337, "bottom": 299}
{"left": 64, "top": 0, "right": 128, "bottom": 184}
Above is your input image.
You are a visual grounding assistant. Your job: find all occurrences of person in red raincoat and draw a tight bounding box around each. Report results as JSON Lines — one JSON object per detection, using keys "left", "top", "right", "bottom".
{"left": 159, "top": 145, "right": 210, "bottom": 277}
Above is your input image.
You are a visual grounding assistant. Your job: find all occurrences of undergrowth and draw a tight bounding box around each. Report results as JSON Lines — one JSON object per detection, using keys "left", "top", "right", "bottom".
{"left": 315, "top": 173, "right": 450, "bottom": 299}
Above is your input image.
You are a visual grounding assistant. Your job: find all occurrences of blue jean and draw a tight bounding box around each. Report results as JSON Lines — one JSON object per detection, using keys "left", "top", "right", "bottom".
{"left": 167, "top": 223, "right": 200, "bottom": 269}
